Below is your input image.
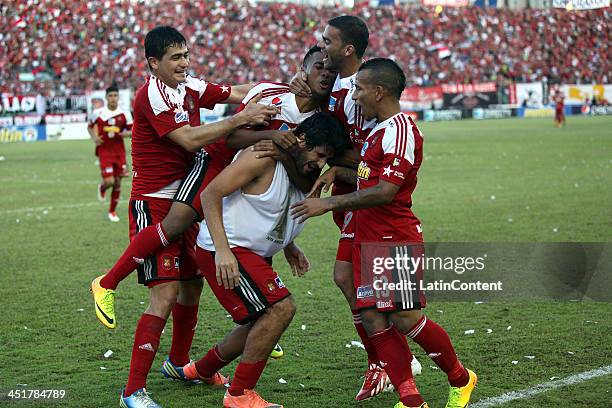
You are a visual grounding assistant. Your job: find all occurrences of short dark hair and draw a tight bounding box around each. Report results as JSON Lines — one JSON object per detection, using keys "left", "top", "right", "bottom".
{"left": 106, "top": 84, "right": 118, "bottom": 94}
{"left": 358, "top": 58, "right": 406, "bottom": 99}
{"left": 328, "top": 15, "right": 369, "bottom": 58}
{"left": 145, "top": 26, "right": 186, "bottom": 64}
{"left": 295, "top": 112, "right": 348, "bottom": 156}
{"left": 302, "top": 45, "right": 323, "bottom": 67}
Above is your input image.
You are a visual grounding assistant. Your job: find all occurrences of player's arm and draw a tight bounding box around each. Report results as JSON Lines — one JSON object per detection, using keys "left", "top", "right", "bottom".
{"left": 167, "top": 94, "right": 279, "bottom": 152}
{"left": 291, "top": 180, "right": 400, "bottom": 223}
{"left": 308, "top": 165, "right": 356, "bottom": 197}
{"left": 226, "top": 128, "right": 297, "bottom": 152}
{"left": 328, "top": 145, "right": 359, "bottom": 169}
{"left": 201, "top": 149, "right": 274, "bottom": 289}
{"left": 224, "top": 83, "right": 257, "bottom": 104}
{"left": 87, "top": 122, "right": 102, "bottom": 145}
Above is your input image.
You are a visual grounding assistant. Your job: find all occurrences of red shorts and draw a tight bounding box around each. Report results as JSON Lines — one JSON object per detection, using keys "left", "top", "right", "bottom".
{"left": 196, "top": 246, "right": 290, "bottom": 325}
{"left": 335, "top": 210, "right": 356, "bottom": 262}
{"left": 99, "top": 154, "right": 127, "bottom": 178}
{"left": 353, "top": 242, "right": 426, "bottom": 312}
{"left": 129, "top": 198, "right": 201, "bottom": 287}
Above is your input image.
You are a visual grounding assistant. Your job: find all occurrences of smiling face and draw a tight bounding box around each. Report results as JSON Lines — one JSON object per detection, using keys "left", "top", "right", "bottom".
{"left": 352, "top": 69, "right": 380, "bottom": 121}
{"left": 317, "top": 25, "right": 347, "bottom": 71}
{"left": 304, "top": 51, "right": 334, "bottom": 98}
{"left": 295, "top": 143, "right": 334, "bottom": 175}
{"left": 148, "top": 44, "right": 189, "bottom": 88}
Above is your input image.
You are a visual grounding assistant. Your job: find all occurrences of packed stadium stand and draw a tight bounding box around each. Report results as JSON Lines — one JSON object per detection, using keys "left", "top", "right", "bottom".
{"left": 2, "top": 1, "right": 609, "bottom": 96}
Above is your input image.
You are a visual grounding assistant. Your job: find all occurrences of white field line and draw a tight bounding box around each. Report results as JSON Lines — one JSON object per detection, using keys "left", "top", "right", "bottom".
{"left": 471, "top": 364, "right": 612, "bottom": 407}
{"left": 0, "top": 178, "right": 98, "bottom": 185}
{"left": 0, "top": 200, "right": 129, "bottom": 215}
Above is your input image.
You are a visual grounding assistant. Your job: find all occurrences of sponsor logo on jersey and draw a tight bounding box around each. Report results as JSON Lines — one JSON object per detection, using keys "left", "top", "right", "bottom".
{"left": 377, "top": 300, "right": 393, "bottom": 309}
{"left": 271, "top": 97, "right": 283, "bottom": 114}
{"left": 174, "top": 110, "right": 189, "bottom": 123}
{"left": 275, "top": 276, "right": 285, "bottom": 289}
{"left": 278, "top": 122, "right": 290, "bottom": 131}
{"left": 174, "top": 257, "right": 180, "bottom": 269}
{"left": 357, "top": 285, "right": 374, "bottom": 299}
{"left": 328, "top": 96, "right": 337, "bottom": 112}
{"left": 357, "top": 161, "right": 371, "bottom": 180}
{"left": 360, "top": 141, "right": 369, "bottom": 157}
{"left": 343, "top": 211, "right": 353, "bottom": 230}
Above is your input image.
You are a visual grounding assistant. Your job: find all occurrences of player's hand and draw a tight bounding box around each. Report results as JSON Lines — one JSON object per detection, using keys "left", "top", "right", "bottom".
{"left": 308, "top": 166, "right": 336, "bottom": 198}
{"left": 239, "top": 92, "right": 280, "bottom": 127}
{"left": 252, "top": 139, "right": 289, "bottom": 162}
{"left": 93, "top": 136, "right": 103, "bottom": 146}
{"left": 289, "top": 67, "right": 311, "bottom": 98}
{"left": 290, "top": 197, "right": 332, "bottom": 223}
{"left": 283, "top": 242, "right": 310, "bottom": 277}
{"left": 215, "top": 249, "right": 240, "bottom": 289}
{"left": 273, "top": 129, "right": 298, "bottom": 151}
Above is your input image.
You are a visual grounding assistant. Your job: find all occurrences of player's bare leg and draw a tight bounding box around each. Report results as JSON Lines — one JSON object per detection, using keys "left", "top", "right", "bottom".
{"left": 392, "top": 310, "right": 477, "bottom": 408}
{"left": 360, "top": 309, "right": 426, "bottom": 407}
{"left": 108, "top": 176, "right": 121, "bottom": 222}
{"left": 98, "top": 176, "right": 113, "bottom": 202}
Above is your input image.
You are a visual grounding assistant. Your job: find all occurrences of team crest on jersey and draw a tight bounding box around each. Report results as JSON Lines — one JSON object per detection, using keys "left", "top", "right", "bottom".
{"left": 278, "top": 122, "right": 290, "bottom": 131}
{"left": 174, "top": 110, "right": 189, "bottom": 123}
{"left": 108, "top": 118, "right": 116, "bottom": 125}
{"left": 328, "top": 96, "right": 337, "bottom": 112}
{"left": 185, "top": 94, "right": 195, "bottom": 114}
{"left": 393, "top": 158, "right": 401, "bottom": 167}
{"left": 265, "top": 280, "right": 276, "bottom": 293}
{"left": 357, "top": 161, "right": 371, "bottom": 180}
{"left": 162, "top": 255, "right": 173, "bottom": 270}
{"left": 271, "top": 97, "right": 283, "bottom": 114}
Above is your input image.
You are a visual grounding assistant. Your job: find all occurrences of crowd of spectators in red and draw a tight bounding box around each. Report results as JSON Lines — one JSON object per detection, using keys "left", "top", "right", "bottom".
{"left": 1, "top": 1, "right": 609, "bottom": 96}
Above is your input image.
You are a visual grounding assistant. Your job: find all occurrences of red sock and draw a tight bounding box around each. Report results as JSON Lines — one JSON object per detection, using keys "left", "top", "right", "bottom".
{"left": 195, "top": 345, "right": 231, "bottom": 378}
{"left": 370, "top": 326, "right": 424, "bottom": 406}
{"left": 168, "top": 303, "right": 199, "bottom": 366}
{"left": 109, "top": 187, "right": 120, "bottom": 213}
{"left": 100, "top": 223, "right": 169, "bottom": 290}
{"left": 406, "top": 315, "right": 469, "bottom": 387}
{"left": 124, "top": 314, "right": 166, "bottom": 397}
{"left": 352, "top": 311, "right": 379, "bottom": 365}
{"left": 228, "top": 360, "right": 267, "bottom": 397}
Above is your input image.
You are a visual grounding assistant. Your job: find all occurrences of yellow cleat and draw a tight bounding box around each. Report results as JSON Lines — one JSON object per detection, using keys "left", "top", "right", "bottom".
{"left": 269, "top": 343, "right": 283, "bottom": 359}
{"left": 394, "top": 402, "right": 429, "bottom": 408}
{"left": 90, "top": 275, "right": 116, "bottom": 329}
{"left": 445, "top": 369, "right": 477, "bottom": 408}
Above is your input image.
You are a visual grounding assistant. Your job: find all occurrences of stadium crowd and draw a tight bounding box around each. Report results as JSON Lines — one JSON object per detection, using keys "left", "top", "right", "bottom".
{"left": 2, "top": 0, "right": 609, "bottom": 96}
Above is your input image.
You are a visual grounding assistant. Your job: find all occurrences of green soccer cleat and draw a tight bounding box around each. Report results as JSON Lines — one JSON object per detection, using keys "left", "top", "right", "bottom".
{"left": 270, "top": 343, "right": 283, "bottom": 359}
{"left": 394, "top": 402, "right": 429, "bottom": 408}
{"left": 445, "top": 369, "right": 477, "bottom": 408}
{"left": 90, "top": 275, "right": 116, "bottom": 329}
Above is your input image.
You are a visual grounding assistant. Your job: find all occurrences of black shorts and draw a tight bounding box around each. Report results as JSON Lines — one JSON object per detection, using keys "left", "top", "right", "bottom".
{"left": 174, "top": 149, "right": 210, "bottom": 220}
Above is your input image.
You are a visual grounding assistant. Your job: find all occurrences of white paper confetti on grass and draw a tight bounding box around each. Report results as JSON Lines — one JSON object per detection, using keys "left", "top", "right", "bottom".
{"left": 77, "top": 308, "right": 84, "bottom": 312}
{"left": 299, "top": 383, "right": 305, "bottom": 388}
{"left": 430, "top": 366, "right": 439, "bottom": 370}
{"left": 23, "top": 326, "right": 28, "bottom": 330}
{"left": 474, "top": 301, "right": 484, "bottom": 304}
{"left": 568, "top": 351, "right": 575, "bottom": 355}
{"left": 278, "top": 378, "right": 287, "bottom": 384}
{"left": 507, "top": 218, "right": 513, "bottom": 223}
{"left": 490, "top": 195, "right": 496, "bottom": 201}
{"left": 464, "top": 329, "right": 475, "bottom": 335}
{"left": 16, "top": 384, "right": 27, "bottom": 387}
{"left": 345, "top": 344, "right": 351, "bottom": 348}
{"left": 16, "top": 219, "right": 20, "bottom": 223}
{"left": 486, "top": 329, "right": 493, "bottom": 334}
{"left": 301, "top": 325, "right": 306, "bottom": 330}
{"left": 553, "top": 228, "right": 559, "bottom": 233}
{"left": 42, "top": 210, "right": 48, "bottom": 215}
{"left": 307, "top": 291, "right": 313, "bottom": 296}
{"left": 511, "top": 361, "right": 519, "bottom": 365}
{"left": 139, "top": 301, "right": 145, "bottom": 305}
{"left": 351, "top": 341, "right": 365, "bottom": 349}
{"left": 550, "top": 376, "right": 559, "bottom": 380}
{"left": 507, "top": 325, "right": 512, "bottom": 331}
{"left": 524, "top": 355, "right": 535, "bottom": 359}
{"left": 104, "top": 350, "right": 113, "bottom": 358}
{"left": 0, "top": 156, "right": 5, "bottom": 161}
{"left": 585, "top": 320, "right": 598, "bottom": 324}
{"left": 100, "top": 367, "right": 107, "bottom": 370}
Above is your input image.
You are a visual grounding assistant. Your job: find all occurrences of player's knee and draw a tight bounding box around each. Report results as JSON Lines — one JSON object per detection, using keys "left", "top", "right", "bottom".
{"left": 269, "top": 297, "right": 296, "bottom": 324}
{"left": 113, "top": 177, "right": 121, "bottom": 189}
{"left": 103, "top": 178, "right": 114, "bottom": 189}
{"left": 333, "top": 265, "right": 354, "bottom": 299}
{"left": 147, "top": 282, "right": 180, "bottom": 317}
{"left": 162, "top": 204, "right": 197, "bottom": 240}
{"left": 391, "top": 310, "right": 424, "bottom": 334}
{"left": 177, "top": 279, "right": 204, "bottom": 305}
{"left": 360, "top": 309, "right": 388, "bottom": 336}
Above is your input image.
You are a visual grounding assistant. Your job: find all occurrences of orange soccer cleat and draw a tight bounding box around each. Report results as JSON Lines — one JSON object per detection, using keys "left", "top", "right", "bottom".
{"left": 222, "top": 389, "right": 283, "bottom": 408}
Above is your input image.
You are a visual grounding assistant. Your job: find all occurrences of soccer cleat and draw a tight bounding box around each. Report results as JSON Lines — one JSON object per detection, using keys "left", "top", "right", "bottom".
{"left": 108, "top": 212, "right": 120, "bottom": 222}
{"left": 411, "top": 355, "right": 422, "bottom": 376}
{"left": 90, "top": 275, "right": 116, "bottom": 329}
{"left": 394, "top": 403, "right": 429, "bottom": 408}
{"left": 98, "top": 182, "right": 106, "bottom": 202}
{"left": 166, "top": 360, "right": 229, "bottom": 386}
{"left": 355, "top": 364, "right": 393, "bottom": 401}
{"left": 269, "top": 343, "right": 283, "bottom": 359}
{"left": 223, "top": 389, "right": 282, "bottom": 408}
{"left": 119, "top": 388, "right": 161, "bottom": 408}
{"left": 445, "top": 369, "right": 477, "bottom": 408}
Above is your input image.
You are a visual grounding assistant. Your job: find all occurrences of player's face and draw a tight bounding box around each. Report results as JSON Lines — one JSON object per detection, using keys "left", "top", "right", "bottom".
{"left": 106, "top": 91, "right": 119, "bottom": 110}
{"left": 150, "top": 44, "right": 190, "bottom": 88}
{"left": 353, "top": 70, "right": 379, "bottom": 121}
{"left": 317, "top": 25, "right": 345, "bottom": 71}
{"left": 304, "top": 52, "right": 333, "bottom": 98}
{"left": 296, "top": 144, "right": 333, "bottom": 175}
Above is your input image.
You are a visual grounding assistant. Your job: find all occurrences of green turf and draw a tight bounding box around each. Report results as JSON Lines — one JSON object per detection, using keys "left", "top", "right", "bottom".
{"left": 0, "top": 117, "right": 610, "bottom": 407}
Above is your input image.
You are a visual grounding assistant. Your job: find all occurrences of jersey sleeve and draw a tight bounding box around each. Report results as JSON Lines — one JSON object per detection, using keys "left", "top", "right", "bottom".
{"left": 123, "top": 110, "right": 133, "bottom": 130}
{"left": 379, "top": 121, "right": 416, "bottom": 186}
{"left": 142, "top": 103, "right": 188, "bottom": 138}
{"left": 88, "top": 110, "right": 99, "bottom": 128}
{"left": 199, "top": 82, "right": 232, "bottom": 110}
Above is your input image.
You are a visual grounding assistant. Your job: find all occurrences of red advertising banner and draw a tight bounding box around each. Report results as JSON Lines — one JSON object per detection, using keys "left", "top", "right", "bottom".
{"left": 401, "top": 86, "right": 444, "bottom": 110}
{"left": 441, "top": 83, "right": 497, "bottom": 94}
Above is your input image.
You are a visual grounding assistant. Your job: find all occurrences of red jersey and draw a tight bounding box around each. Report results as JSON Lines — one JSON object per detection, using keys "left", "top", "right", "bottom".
{"left": 204, "top": 81, "right": 318, "bottom": 174}
{"left": 88, "top": 107, "right": 132, "bottom": 158}
{"left": 355, "top": 112, "right": 423, "bottom": 243}
{"left": 131, "top": 75, "right": 230, "bottom": 198}
{"left": 555, "top": 98, "right": 564, "bottom": 112}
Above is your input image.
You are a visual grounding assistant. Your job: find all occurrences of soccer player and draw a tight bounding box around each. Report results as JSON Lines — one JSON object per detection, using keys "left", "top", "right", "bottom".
{"left": 181, "top": 112, "right": 348, "bottom": 408}
{"left": 87, "top": 85, "right": 133, "bottom": 222}
{"left": 89, "top": 26, "right": 278, "bottom": 408}
{"left": 291, "top": 59, "right": 477, "bottom": 408}
{"left": 554, "top": 95, "right": 566, "bottom": 127}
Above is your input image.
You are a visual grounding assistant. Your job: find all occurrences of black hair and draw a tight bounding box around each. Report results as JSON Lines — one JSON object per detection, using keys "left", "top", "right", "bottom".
{"left": 295, "top": 112, "right": 348, "bottom": 156}
{"left": 358, "top": 58, "right": 406, "bottom": 99}
{"left": 106, "top": 84, "right": 118, "bottom": 94}
{"left": 145, "top": 26, "right": 186, "bottom": 66}
{"left": 302, "top": 45, "right": 323, "bottom": 67}
{"left": 328, "top": 15, "right": 369, "bottom": 58}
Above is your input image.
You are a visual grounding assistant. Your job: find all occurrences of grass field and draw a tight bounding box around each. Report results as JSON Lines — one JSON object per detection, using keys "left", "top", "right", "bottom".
{"left": 1, "top": 116, "right": 611, "bottom": 407}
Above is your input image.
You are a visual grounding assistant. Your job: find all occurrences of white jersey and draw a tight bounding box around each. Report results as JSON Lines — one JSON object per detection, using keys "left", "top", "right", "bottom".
{"left": 197, "top": 153, "right": 306, "bottom": 258}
